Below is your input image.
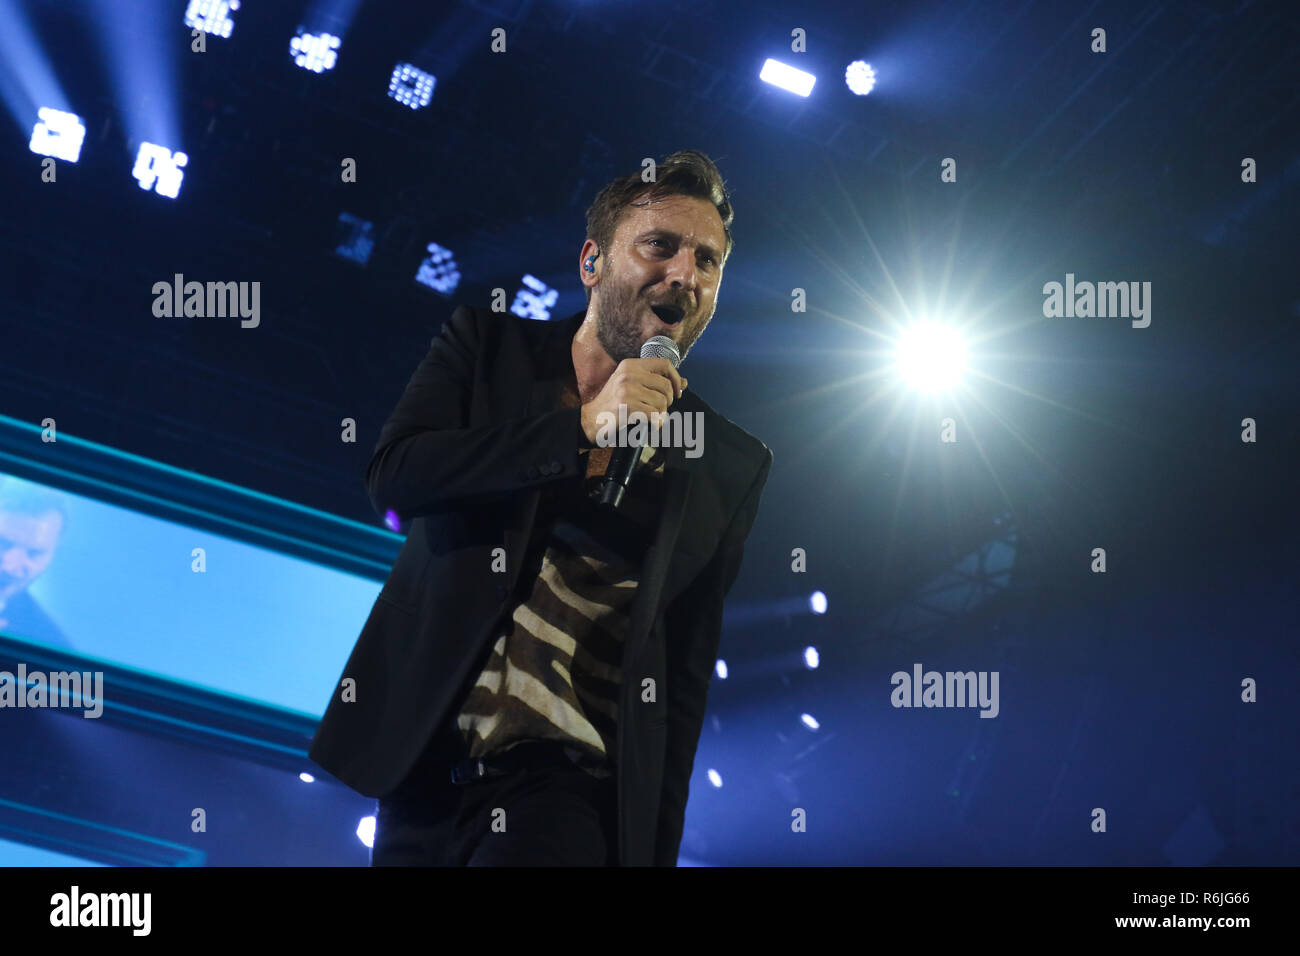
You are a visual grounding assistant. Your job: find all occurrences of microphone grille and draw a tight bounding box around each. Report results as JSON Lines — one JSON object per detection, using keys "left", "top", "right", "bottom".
{"left": 640, "top": 334, "right": 681, "bottom": 368}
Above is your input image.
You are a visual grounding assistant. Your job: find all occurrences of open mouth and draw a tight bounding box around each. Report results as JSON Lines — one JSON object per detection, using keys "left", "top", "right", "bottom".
{"left": 650, "top": 304, "right": 685, "bottom": 326}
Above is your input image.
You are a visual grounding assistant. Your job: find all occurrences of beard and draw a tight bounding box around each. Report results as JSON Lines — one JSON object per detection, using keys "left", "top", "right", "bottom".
{"left": 593, "top": 265, "right": 708, "bottom": 363}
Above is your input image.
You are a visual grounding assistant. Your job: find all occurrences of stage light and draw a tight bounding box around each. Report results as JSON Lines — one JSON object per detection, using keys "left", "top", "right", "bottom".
{"left": 894, "top": 320, "right": 969, "bottom": 393}
{"left": 388, "top": 63, "right": 436, "bottom": 110}
{"left": 845, "top": 60, "right": 876, "bottom": 95}
{"left": 510, "top": 274, "right": 559, "bottom": 320}
{"left": 801, "top": 713, "right": 820, "bottom": 730}
{"left": 804, "top": 646, "right": 819, "bottom": 669}
{"left": 28, "top": 107, "right": 85, "bottom": 162}
{"left": 809, "top": 590, "right": 827, "bottom": 614}
{"left": 759, "top": 58, "right": 815, "bottom": 97}
{"left": 415, "top": 242, "right": 461, "bottom": 294}
{"left": 290, "top": 30, "right": 341, "bottom": 73}
{"left": 299, "top": 772, "right": 314, "bottom": 783}
{"left": 132, "top": 143, "right": 188, "bottom": 199}
{"left": 707, "top": 769, "right": 722, "bottom": 788}
{"left": 355, "top": 815, "right": 375, "bottom": 848}
{"left": 334, "top": 212, "right": 374, "bottom": 265}
{"left": 715, "top": 659, "right": 728, "bottom": 679}
{"left": 184, "top": 0, "right": 240, "bottom": 39}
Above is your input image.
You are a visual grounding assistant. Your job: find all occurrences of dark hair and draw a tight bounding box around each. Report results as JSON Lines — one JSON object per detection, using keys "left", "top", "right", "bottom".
{"left": 583, "top": 149, "right": 734, "bottom": 304}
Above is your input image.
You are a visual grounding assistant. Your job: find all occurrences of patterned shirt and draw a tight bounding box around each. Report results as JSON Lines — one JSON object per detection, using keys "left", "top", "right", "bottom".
{"left": 456, "top": 379, "right": 667, "bottom": 778}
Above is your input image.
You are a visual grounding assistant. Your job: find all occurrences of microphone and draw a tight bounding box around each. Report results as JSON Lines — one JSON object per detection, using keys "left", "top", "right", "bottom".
{"left": 596, "top": 334, "right": 681, "bottom": 511}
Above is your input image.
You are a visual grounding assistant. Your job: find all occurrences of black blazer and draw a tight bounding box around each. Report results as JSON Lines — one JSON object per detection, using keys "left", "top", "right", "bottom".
{"left": 309, "top": 305, "right": 772, "bottom": 866}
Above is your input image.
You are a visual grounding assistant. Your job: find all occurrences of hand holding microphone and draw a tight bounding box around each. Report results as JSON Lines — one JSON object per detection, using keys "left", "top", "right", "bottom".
{"left": 579, "top": 349, "right": 686, "bottom": 447}
{"left": 580, "top": 335, "right": 686, "bottom": 510}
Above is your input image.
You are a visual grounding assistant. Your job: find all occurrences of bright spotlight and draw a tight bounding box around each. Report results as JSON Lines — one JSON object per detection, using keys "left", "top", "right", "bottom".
{"left": 845, "top": 60, "right": 877, "bottom": 95}
{"left": 132, "top": 143, "right": 188, "bottom": 199}
{"left": 707, "top": 769, "right": 723, "bottom": 788}
{"left": 290, "top": 30, "right": 341, "bottom": 73}
{"left": 804, "top": 646, "right": 819, "bottom": 669}
{"left": 388, "top": 63, "right": 436, "bottom": 110}
{"left": 299, "top": 772, "right": 315, "bottom": 783}
{"left": 356, "top": 814, "right": 376, "bottom": 848}
{"left": 510, "top": 274, "right": 559, "bottom": 320}
{"left": 715, "top": 659, "right": 728, "bottom": 679}
{"left": 415, "top": 242, "right": 461, "bottom": 294}
{"left": 759, "top": 58, "right": 815, "bottom": 97}
{"left": 185, "top": 0, "right": 240, "bottom": 38}
{"left": 800, "top": 713, "right": 820, "bottom": 730}
{"left": 894, "top": 320, "right": 968, "bottom": 393}
{"left": 29, "top": 107, "right": 85, "bottom": 162}
{"left": 809, "top": 590, "right": 827, "bottom": 614}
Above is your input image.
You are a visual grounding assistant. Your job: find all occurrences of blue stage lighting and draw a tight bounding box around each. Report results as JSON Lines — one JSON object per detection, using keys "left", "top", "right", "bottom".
{"left": 132, "top": 143, "right": 188, "bottom": 199}
{"left": 809, "top": 590, "right": 827, "bottom": 614}
{"left": 845, "top": 60, "right": 877, "bottom": 95}
{"left": 184, "top": 0, "right": 240, "bottom": 39}
{"left": 28, "top": 107, "right": 85, "bottom": 162}
{"left": 804, "top": 646, "right": 819, "bottom": 669}
{"left": 290, "top": 30, "right": 341, "bottom": 73}
{"left": 759, "top": 58, "right": 815, "bottom": 97}
{"left": 334, "top": 212, "right": 375, "bottom": 265}
{"left": 510, "top": 274, "right": 559, "bottom": 321}
{"left": 355, "top": 815, "right": 375, "bottom": 848}
{"left": 415, "top": 242, "right": 461, "bottom": 294}
{"left": 388, "top": 63, "right": 436, "bottom": 110}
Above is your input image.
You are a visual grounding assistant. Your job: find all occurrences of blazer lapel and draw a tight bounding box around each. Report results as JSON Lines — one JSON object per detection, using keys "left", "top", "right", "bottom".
{"left": 501, "top": 310, "right": 590, "bottom": 595}
{"left": 624, "top": 443, "right": 692, "bottom": 667}
{"left": 503, "top": 310, "right": 585, "bottom": 592}
{"left": 512, "top": 308, "right": 696, "bottom": 663}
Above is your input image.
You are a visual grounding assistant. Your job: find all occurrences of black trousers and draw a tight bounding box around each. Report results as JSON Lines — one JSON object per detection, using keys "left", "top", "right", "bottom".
{"left": 372, "top": 743, "right": 618, "bottom": 866}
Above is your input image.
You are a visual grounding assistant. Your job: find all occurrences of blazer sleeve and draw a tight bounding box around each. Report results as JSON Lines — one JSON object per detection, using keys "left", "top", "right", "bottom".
{"left": 654, "top": 444, "right": 773, "bottom": 866}
{"left": 366, "top": 305, "right": 587, "bottom": 521}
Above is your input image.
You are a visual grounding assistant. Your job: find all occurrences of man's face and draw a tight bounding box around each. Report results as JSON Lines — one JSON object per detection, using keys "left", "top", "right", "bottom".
{"left": 0, "top": 509, "right": 62, "bottom": 604}
{"left": 591, "top": 193, "right": 727, "bottom": 363}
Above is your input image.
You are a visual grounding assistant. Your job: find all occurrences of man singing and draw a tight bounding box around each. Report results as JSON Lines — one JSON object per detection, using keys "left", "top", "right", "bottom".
{"left": 310, "top": 149, "right": 773, "bottom": 866}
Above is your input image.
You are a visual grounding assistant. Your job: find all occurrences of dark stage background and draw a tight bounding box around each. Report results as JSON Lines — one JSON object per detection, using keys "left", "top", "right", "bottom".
{"left": 0, "top": 0, "right": 1296, "bottom": 867}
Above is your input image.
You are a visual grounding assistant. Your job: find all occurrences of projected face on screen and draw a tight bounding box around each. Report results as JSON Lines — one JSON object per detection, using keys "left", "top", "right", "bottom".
{"left": 0, "top": 471, "right": 383, "bottom": 707}
{"left": 0, "top": 507, "right": 63, "bottom": 610}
